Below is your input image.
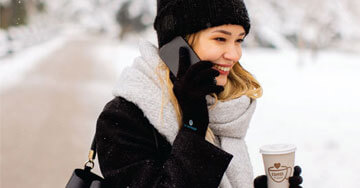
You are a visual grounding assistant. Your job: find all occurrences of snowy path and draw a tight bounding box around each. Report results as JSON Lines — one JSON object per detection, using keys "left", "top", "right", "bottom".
{"left": 0, "top": 34, "right": 120, "bottom": 188}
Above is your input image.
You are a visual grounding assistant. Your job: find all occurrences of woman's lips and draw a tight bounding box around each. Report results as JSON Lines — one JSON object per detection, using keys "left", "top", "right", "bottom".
{"left": 213, "top": 64, "right": 231, "bottom": 75}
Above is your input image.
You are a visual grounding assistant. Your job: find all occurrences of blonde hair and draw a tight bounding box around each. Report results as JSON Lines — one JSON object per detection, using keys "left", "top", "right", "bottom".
{"left": 155, "top": 32, "right": 263, "bottom": 144}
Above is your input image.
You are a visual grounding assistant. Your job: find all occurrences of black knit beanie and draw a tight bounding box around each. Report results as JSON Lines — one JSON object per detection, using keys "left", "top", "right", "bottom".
{"left": 153, "top": 0, "right": 251, "bottom": 48}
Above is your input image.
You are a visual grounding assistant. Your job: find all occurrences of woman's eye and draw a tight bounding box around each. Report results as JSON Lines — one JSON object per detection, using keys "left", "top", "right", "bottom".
{"left": 215, "top": 37, "right": 226, "bottom": 42}
{"left": 214, "top": 37, "right": 244, "bottom": 43}
{"left": 237, "top": 39, "right": 244, "bottom": 43}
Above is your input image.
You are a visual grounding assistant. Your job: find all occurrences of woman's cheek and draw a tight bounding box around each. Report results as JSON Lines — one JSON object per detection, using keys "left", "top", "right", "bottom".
{"left": 201, "top": 48, "right": 222, "bottom": 61}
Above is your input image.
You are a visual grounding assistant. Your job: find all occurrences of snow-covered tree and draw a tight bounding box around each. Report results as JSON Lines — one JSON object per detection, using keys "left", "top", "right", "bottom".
{"left": 2, "top": 0, "right": 359, "bottom": 52}
{"left": 245, "top": 0, "right": 360, "bottom": 51}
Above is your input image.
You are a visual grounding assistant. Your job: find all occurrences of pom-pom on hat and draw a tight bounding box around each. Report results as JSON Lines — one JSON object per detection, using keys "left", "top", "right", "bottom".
{"left": 153, "top": 0, "right": 251, "bottom": 48}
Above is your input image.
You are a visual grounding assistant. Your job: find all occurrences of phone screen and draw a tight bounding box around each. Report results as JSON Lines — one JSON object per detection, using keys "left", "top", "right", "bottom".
{"left": 159, "top": 36, "right": 200, "bottom": 76}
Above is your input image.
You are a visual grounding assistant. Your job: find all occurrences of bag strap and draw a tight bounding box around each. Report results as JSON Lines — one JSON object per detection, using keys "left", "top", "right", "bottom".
{"left": 90, "top": 136, "right": 97, "bottom": 159}
{"left": 85, "top": 126, "right": 159, "bottom": 170}
{"left": 84, "top": 135, "right": 97, "bottom": 170}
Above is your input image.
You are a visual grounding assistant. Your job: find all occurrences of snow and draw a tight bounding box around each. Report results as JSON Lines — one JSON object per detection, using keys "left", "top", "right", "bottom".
{"left": 1, "top": 34, "right": 359, "bottom": 187}
{"left": 0, "top": 37, "right": 64, "bottom": 92}
{"left": 0, "top": 0, "right": 10, "bottom": 6}
{"left": 3, "top": 0, "right": 360, "bottom": 51}
{"left": 242, "top": 48, "right": 360, "bottom": 187}
{"left": 90, "top": 37, "right": 140, "bottom": 77}
{"left": 0, "top": 30, "right": 8, "bottom": 56}
{"left": 245, "top": 0, "right": 360, "bottom": 51}
{"left": 0, "top": 28, "right": 82, "bottom": 92}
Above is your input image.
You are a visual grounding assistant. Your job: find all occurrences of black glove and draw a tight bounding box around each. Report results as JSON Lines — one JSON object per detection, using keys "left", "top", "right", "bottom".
{"left": 253, "top": 175, "right": 267, "bottom": 188}
{"left": 289, "top": 166, "right": 303, "bottom": 188}
{"left": 254, "top": 165, "right": 303, "bottom": 188}
{"left": 171, "top": 47, "right": 224, "bottom": 137}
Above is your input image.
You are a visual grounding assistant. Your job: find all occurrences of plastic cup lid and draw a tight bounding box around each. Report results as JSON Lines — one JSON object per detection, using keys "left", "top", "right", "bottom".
{"left": 259, "top": 144, "right": 297, "bottom": 155}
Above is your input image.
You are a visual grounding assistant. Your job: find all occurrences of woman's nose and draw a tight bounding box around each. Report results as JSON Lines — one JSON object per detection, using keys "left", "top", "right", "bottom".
{"left": 223, "top": 45, "right": 241, "bottom": 62}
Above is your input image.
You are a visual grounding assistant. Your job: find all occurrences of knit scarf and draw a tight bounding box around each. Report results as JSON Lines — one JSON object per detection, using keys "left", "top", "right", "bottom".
{"left": 112, "top": 39, "right": 256, "bottom": 188}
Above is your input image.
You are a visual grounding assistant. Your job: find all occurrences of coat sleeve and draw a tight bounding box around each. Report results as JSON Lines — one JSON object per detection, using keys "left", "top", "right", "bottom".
{"left": 95, "top": 97, "right": 233, "bottom": 188}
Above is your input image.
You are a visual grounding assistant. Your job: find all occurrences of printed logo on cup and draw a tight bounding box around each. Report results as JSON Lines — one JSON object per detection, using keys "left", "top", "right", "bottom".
{"left": 268, "top": 163, "right": 292, "bottom": 183}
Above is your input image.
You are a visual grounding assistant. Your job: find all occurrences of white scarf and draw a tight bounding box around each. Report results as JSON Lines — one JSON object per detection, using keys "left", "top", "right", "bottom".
{"left": 112, "top": 39, "right": 256, "bottom": 188}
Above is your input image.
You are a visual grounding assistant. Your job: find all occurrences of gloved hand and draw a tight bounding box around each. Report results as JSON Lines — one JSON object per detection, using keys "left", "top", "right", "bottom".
{"left": 254, "top": 165, "right": 303, "bottom": 188}
{"left": 171, "top": 47, "right": 224, "bottom": 137}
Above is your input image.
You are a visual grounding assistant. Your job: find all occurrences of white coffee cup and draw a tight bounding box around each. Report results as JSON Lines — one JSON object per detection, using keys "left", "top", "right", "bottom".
{"left": 260, "top": 144, "right": 296, "bottom": 188}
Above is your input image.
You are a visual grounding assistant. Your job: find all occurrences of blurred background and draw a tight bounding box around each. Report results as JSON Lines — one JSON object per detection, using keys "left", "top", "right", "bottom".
{"left": 1, "top": 0, "right": 359, "bottom": 187}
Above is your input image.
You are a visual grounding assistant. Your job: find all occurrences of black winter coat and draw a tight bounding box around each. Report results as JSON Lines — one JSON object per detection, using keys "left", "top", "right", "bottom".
{"left": 95, "top": 96, "right": 233, "bottom": 188}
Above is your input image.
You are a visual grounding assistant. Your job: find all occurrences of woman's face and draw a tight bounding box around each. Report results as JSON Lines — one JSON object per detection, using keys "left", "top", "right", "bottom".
{"left": 192, "top": 24, "right": 246, "bottom": 86}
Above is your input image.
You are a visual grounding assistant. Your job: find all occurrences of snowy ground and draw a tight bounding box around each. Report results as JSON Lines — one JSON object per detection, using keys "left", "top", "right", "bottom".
{"left": 1, "top": 33, "right": 359, "bottom": 187}
{"left": 242, "top": 48, "right": 360, "bottom": 187}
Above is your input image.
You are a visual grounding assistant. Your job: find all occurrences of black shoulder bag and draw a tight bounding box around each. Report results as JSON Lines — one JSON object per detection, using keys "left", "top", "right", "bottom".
{"left": 65, "top": 136, "right": 105, "bottom": 188}
{"left": 65, "top": 126, "right": 159, "bottom": 188}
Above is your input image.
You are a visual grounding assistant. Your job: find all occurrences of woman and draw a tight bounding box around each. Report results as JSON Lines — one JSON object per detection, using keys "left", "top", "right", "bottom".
{"left": 95, "top": 0, "right": 303, "bottom": 187}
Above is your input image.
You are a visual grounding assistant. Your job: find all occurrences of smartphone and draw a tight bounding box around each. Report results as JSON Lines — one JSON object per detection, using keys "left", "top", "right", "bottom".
{"left": 159, "top": 36, "right": 200, "bottom": 76}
